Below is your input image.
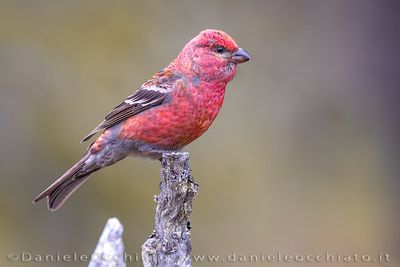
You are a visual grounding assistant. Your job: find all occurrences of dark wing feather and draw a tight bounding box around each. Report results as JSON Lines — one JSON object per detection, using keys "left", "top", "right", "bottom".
{"left": 81, "top": 69, "right": 183, "bottom": 142}
{"left": 81, "top": 87, "right": 170, "bottom": 142}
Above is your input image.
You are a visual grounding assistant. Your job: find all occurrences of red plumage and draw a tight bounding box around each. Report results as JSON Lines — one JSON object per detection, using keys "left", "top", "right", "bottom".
{"left": 33, "top": 29, "right": 250, "bottom": 211}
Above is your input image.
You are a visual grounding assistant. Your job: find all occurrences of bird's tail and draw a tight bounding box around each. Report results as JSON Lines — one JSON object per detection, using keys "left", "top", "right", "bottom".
{"left": 33, "top": 152, "right": 99, "bottom": 211}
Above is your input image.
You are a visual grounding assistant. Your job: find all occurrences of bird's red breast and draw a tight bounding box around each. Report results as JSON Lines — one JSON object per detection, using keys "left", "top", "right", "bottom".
{"left": 118, "top": 78, "right": 226, "bottom": 149}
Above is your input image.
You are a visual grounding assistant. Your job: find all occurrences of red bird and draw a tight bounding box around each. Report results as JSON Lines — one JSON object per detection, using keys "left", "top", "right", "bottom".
{"left": 33, "top": 29, "right": 250, "bottom": 211}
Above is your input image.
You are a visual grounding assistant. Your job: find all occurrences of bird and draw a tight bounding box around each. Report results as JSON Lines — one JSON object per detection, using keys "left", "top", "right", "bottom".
{"left": 33, "top": 29, "right": 250, "bottom": 211}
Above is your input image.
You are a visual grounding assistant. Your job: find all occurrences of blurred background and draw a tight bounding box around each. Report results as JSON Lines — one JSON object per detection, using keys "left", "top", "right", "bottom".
{"left": 0, "top": 0, "right": 399, "bottom": 266}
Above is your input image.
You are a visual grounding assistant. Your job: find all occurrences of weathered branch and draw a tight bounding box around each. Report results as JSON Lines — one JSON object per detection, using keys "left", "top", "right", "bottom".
{"left": 142, "top": 152, "right": 199, "bottom": 267}
{"left": 88, "top": 217, "right": 126, "bottom": 267}
{"left": 89, "top": 152, "right": 198, "bottom": 267}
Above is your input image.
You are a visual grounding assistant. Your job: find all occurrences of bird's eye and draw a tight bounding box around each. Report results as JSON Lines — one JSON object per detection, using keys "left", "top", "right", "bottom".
{"left": 215, "top": 46, "right": 226, "bottom": 53}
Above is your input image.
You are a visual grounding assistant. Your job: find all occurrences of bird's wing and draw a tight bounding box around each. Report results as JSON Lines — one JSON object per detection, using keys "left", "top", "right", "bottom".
{"left": 81, "top": 70, "right": 182, "bottom": 142}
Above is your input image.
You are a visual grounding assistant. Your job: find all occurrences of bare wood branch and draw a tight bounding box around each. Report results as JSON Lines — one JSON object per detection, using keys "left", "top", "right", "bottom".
{"left": 89, "top": 152, "right": 198, "bottom": 267}
{"left": 88, "top": 218, "right": 126, "bottom": 267}
{"left": 142, "top": 152, "right": 199, "bottom": 267}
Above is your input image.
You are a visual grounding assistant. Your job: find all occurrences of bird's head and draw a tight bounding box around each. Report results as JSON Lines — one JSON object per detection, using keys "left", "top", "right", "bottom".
{"left": 173, "top": 29, "right": 251, "bottom": 83}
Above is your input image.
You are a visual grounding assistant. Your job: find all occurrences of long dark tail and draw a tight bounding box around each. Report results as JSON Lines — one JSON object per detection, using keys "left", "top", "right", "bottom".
{"left": 33, "top": 152, "right": 99, "bottom": 211}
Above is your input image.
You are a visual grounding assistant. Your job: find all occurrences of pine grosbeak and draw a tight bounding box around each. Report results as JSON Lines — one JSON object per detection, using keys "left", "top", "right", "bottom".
{"left": 34, "top": 29, "right": 250, "bottom": 211}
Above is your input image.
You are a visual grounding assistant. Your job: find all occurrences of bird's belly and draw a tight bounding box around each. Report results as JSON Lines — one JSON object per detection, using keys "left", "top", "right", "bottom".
{"left": 119, "top": 92, "right": 224, "bottom": 149}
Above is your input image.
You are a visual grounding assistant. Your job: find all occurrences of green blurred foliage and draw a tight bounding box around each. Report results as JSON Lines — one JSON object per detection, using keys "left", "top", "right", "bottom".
{"left": 0, "top": 0, "right": 399, "bottom": 266}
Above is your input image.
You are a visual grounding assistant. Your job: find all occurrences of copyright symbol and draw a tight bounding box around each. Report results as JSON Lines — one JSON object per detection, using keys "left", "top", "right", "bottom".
{"left": 7, "top": 253, "right": 18, "bottom": 262}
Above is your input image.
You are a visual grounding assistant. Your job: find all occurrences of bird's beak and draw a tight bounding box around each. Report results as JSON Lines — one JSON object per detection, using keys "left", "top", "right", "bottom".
{"left": 231, "top": 48, "right": 251, "bottom": 64}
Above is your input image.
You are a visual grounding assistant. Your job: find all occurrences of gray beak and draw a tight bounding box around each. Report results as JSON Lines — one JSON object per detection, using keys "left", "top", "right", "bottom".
{"left": 231, "top": 48, "right": 251, "bottom": 64}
